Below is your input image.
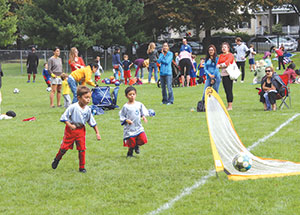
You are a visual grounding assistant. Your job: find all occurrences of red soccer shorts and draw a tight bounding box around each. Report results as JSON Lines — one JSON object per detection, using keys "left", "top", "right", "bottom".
{"left": 123, "top": 132, "right": 148, "bottom": 148}
{"left": 124, "top": 70, "right": 131, "bottom": 79}
{"left": 60, "top": 125, "right": 86, "bottom": 151}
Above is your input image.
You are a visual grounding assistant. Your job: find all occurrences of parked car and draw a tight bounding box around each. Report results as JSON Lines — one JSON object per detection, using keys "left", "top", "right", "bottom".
{"left": 248, "top": 35, "right": 297, "bottom": 53}
{"left": 202, "top": 36, "right": 236, "bottom": 54}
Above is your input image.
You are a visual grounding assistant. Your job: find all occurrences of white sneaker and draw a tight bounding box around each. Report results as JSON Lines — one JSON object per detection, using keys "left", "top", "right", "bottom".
{"left": 241, "top": 80, "right": 244, "bottom": 83}
{"left": 233, "top": 80, "right": 237, "bottom": 83}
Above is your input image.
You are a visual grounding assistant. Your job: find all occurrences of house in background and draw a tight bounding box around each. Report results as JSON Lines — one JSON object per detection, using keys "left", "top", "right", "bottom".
{"left": 162, "top": 4, "right": 299, "bottom": 41}
{"left": 254, "top": 5, "right": 299, "bottom": 35}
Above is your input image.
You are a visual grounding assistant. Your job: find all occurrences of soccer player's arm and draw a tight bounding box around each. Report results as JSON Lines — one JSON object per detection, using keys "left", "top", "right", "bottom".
{"left": 140, "top": 104, "right": 148, "bottom": 123}
{"left": 88, "top": 114, "right": 101, "bottom": 140}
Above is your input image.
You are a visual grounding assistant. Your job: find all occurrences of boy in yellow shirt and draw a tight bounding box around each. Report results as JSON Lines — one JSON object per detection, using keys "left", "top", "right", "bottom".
{"left": 61, "top": 73, "right": 71, "bottom": 108}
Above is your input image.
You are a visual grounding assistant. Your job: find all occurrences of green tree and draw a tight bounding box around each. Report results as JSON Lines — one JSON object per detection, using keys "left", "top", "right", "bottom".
{"left": 20, "top": 0, "right": 144, "bottom": 50}
{"left": 0, "top": 0, "right": 18, "bottom": 47}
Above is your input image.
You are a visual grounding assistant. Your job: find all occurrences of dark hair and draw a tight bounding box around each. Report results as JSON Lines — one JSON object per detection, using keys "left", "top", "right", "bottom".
{"left": 125, "top": 86, "right": 136, "bottom": 96}
{"left": 61, "top": 73, "right": 68, "bottom": 80}
{"left": 287, "top": 63, "right": 296, "bottom": 70}
{"left": 296, "top": 69, "right": 300, "bottom": 75}
{"left": 114, "top": 47, "right": 120, "bottom": 54}
{"left": 44, "top": 63, "right": 47, "bottom": 66}
{"left": 77, "top": 86, "right": 91, "bottom": 98}
{"left": 53, "top": 46, "right": 60, "bottom": 52}
{"left": 89, "top": 63, "right": 99, "bottom": 70}
{"left": 205, "top": 44, "right": 217, "bottom": 64}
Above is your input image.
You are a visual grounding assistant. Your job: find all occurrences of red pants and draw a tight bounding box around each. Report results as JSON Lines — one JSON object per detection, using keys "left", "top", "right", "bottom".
{"left": 55, "top": 126, "right": 86, "bottom": 169}
{"left": 190, "top": 77, "right": 196, "bottom": 86}
{"left": 124, "top": 70, "right": 131, "bottom": 85}
{"left": 123, "top": 132, "right": 147, "bottom": 148}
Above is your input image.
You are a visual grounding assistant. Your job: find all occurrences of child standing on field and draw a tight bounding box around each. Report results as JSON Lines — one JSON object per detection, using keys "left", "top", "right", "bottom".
{"left": 51, "top": 86, "right": 101, "bottom": 173}
{"left": 190, "top": 55, "right": 197, "bottom": 86}
{"left": 248, "top": 44, "right": 256, "bottom": 72}
{"left": 61, "top": 73, "right": 72, "bottom": 108}
{"left": 119, "top": 86, "right": 148, "bottom": 157}
{"left": 122, "top": 54, "right": 133, "bottom": 85}
{"left": 198, "top": 58, "right": 206, "bottom": 84}
{"left": 42, "top": 63, "right": 51, "bottom": 91}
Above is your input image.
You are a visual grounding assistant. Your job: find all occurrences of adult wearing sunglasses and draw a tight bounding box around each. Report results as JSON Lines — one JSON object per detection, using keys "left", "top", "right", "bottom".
{"left": 260, "top": 67, "right": 285, "bottom": 111}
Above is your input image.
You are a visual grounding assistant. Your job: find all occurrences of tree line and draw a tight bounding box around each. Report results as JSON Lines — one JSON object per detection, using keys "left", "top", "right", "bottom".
{"left": 0, "top": 0, "right": 299, "bottom": 50}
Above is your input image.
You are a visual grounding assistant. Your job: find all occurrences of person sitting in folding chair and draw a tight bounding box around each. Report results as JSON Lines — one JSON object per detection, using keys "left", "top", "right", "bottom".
{"left": 259, "top": 67, "right": 286, "bottom": 111}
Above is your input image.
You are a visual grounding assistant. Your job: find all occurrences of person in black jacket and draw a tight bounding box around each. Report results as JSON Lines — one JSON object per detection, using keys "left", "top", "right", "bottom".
{"left": 26, "top": 47, "right": 39, "bottom": 83}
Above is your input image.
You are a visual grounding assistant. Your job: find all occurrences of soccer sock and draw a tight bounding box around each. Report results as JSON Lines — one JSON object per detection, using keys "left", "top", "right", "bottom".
{"left": 56, "top": 149, "right": 67, "bottom": 160}
{"left": 125, "top": 79, "right": 127, "bottom": 85}
{"left": 79, "top": 150, "right": 85, "bottom": 169}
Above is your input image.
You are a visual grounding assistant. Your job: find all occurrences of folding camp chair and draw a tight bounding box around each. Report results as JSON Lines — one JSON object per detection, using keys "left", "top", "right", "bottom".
{"left": 277, "top": 74, "right": 291, "bottom": 109}
{"left": 92, "top": 86, "right": 119, "bottom": 110}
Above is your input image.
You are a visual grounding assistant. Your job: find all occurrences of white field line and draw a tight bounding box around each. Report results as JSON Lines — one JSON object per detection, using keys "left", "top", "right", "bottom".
{"left": 147, "top": 113, "right": 300, "bottom": 215}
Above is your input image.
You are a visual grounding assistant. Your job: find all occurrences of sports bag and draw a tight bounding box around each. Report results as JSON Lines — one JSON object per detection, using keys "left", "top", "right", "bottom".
{"left": 197, "top": 100, "right": 205, "bottom": 112}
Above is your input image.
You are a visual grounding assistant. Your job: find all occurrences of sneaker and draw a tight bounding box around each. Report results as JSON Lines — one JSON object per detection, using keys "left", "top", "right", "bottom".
{"left": 33, "top": 80, "right": 35, "bottom": 83}
{"left": 127, "top": 148, "right": 133, "bottom": 157}
{"left": 27, "top": 80, "right": 30, "bottom": 83}
{"left": 79, "top": 168, "right": 87, "bottom": 173}
{"left": 134, "top": 145, "right": 140, "bottom": 154}
{"left": 51, "top": 158, "right": 60, "bottom": 169}
{"left": 233, "top": 80, "right": 237, "bottom": 83}
{"left": 241, "top": 80, "right": 244, "bottom": 83}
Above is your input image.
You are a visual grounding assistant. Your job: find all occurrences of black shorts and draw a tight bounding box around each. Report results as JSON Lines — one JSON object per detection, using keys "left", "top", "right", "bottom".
{"left": 179, "top": 58, "right": 192, "bottom": 76}
{"left": 0, "top": 76, "right": 2, "bottom": 88}
{"left": 27, "top": 66, "right": 37, "bottom": 74}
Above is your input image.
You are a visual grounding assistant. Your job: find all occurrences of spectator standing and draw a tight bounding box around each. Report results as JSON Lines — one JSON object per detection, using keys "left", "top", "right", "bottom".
{"left": 48, "top": 47, "right": 63, "bottom": 108}
{"left": 217, "top": 42, "right": 235, "bottom": 110}
{"left": 26, "top": 47, "right": 39, "bottom": 83}
{"left": 68, "top": 47, "right": 85, "bottom": 72}
{"left": 273, "top": 46, "right": 285, "bottom": 70}
{"left": 179, "top": 38, "right": 193, "bottom": 87}
{"left": 147, "top": 42, "right": 158, "bottom": 83}
{"left": 234, "top": 37, "right": 249, "bottom": 83}
{"left": 202, "top": 45, "right": 221, "bottom": 100}
{"left": 157, "top": 43, "right": 174, "bottom": 105}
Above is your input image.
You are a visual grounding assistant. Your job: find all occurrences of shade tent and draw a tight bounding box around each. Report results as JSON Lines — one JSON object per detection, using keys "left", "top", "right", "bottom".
{"left": 205, "top": 87, "right": 300, "bottom": 181}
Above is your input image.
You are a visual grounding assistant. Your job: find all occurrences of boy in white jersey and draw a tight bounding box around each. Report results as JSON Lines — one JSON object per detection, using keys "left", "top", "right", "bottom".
{"left": 119, "top": 86, "right": 148, "bottom": 157}
{"left": 51, "top": 86, "right": 101, "bottom": 173}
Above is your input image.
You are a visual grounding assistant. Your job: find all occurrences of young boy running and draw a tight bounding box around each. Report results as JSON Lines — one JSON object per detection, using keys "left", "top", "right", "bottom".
{"left": 51, "top": 86, "right": 101, "bottom": 173}
{"left": 119, "top": 86, "right": 148, "bottom": 157}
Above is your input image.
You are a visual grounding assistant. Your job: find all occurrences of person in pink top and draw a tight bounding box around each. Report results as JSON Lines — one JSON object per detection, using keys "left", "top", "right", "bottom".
{"left": 179, "top": 50, "right": 193, "bottom": 87}
{"left": 273, "top": 46, "right": 285, "bottom": 70}
{"left": 283, "top": 63, "right": 299, "bottom": 83}
{"left": 217, "top": 42, "right": 235, "bottom": 110}
{"left": 68, "top": 47, "right": 86, "bottom": 72}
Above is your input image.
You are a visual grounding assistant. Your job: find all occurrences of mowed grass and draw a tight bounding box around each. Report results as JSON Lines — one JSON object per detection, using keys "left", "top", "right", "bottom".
{"left": 0, "top": 53, "right": 300, "bottom": 215}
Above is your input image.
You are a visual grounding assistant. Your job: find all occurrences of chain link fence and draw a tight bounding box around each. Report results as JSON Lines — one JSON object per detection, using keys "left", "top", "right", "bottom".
{"left": 0, "top": 49, "right": 113, "bottom": 76}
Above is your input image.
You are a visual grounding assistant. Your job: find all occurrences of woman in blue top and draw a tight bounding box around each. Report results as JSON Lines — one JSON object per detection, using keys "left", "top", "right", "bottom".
{"left": 157, "top": 42, "right": 174, "bottom": 105}
{"left": 202, "top": 45, "right": 221, "bottom": 100}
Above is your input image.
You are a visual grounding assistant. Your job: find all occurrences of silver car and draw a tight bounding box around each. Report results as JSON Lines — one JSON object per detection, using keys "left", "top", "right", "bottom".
{"left": 248, "top": 35, "right": 297, "bottom": 53}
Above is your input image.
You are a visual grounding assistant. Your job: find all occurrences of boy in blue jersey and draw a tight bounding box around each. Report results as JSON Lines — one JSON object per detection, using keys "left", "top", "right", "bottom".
{"left": 51, "top": 86, "right": 101, "bottom": 173}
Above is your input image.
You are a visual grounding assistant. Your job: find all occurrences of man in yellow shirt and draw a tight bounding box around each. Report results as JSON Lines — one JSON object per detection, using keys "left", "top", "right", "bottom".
{"left": 68, "top": 63, "right": 98, "bottom": 103}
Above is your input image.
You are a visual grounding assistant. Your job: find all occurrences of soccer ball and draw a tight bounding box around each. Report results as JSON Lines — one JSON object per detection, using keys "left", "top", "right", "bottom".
{"left": 46, "top": 87, "right": 51, "bottom": 92}
{"left": 232, "top": 153, "right": 252, "bottom": 172}
{"left": 13, "top": 88, "right": 20, "bottom": 94}
{"left": 115, "top": 81, "right": 120, "bottom": 86}
{"left": 148, "top": 109, "right": 155, "bottom": 117}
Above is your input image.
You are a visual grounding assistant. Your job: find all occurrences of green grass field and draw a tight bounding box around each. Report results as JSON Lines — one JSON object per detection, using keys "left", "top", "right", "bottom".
{"left": 1, "top": 54, "right": 300, "bottom": 215}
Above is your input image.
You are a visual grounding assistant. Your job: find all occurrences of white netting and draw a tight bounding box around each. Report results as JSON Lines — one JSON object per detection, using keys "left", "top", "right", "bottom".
{"left": 206, "top": 91, "right": 300, "bottom": 178}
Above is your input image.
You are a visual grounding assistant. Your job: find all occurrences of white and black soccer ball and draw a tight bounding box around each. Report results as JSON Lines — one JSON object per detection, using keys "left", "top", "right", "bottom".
{"left": 148, "top": 109, "right": 156, "bottom": 117}
{"left": 13, "top": 88, "right": 20, "bottom": 94}
{"left": 232, "top": 153, "right": 252, "bottom": 172}
{"left": 46, "top": 87, "right": 51, "bottom": 92}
